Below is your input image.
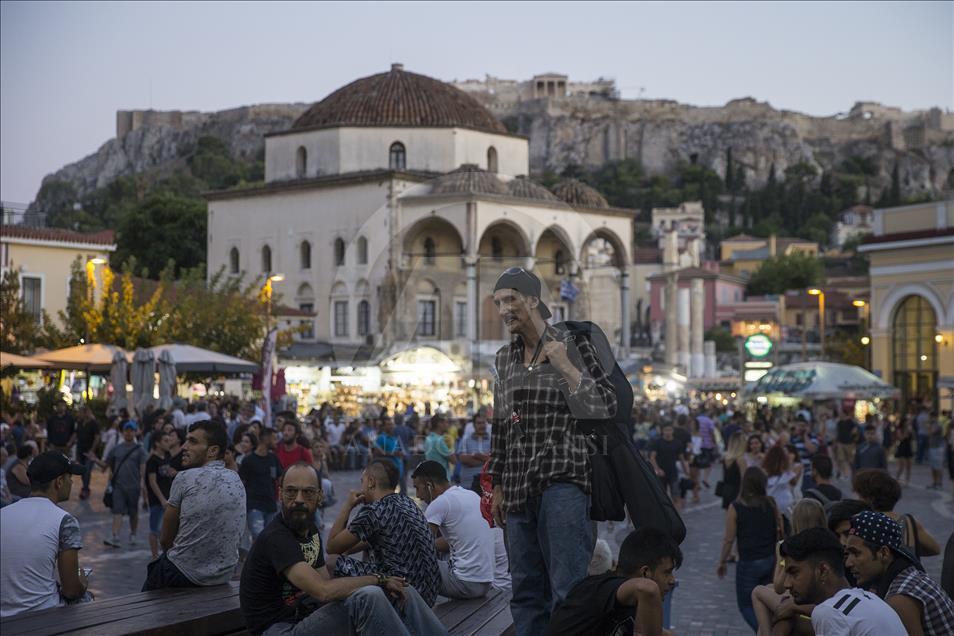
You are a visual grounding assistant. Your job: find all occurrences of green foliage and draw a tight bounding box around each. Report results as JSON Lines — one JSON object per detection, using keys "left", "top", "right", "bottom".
{"left": 113, "top": 191, "right": 207, "bottom": 276}
{"left": 1, "top": 269, "right": 44, "bottom": 354}
{"left": 745, "top": 252, "right": 823, "bottom": 296}
{"left": 705, "top": 326, "right": 737, "bottom": 353}
{"left": 827, "top": 330, "right": 866, "bottom": 367}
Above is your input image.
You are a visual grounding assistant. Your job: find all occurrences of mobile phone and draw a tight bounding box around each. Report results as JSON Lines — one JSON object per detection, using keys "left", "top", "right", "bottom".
{"left": 80, "top": 568, "right": 93, "bottom": 577}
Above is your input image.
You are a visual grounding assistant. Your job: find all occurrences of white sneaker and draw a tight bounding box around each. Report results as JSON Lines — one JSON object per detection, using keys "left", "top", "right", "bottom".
{"left": 103, "top": 536, "right": 121, "bottom": 548}
{"left": 129, "top": 535, "right": 138, "bottom": 547}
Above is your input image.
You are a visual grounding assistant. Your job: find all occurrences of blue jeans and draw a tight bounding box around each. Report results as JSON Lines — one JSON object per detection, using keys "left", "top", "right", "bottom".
{"left": 149, "top": 504, "right": 165, "bottom": 536}
{"left": 248, "top": 508, "right": 277, "bottom": 540}
{"left": 916, "top": 433, "right": 929, "bottom": 463}
{"left": 262, "top": 585, "right": 447, "bottom": 636}
{"left": 663, "top": 581, "right": 678, "bottom": 629}
{"left": 736, "top": 556, "right": 775, "bottom": 632}
{"left": 506, "top": 482, "right": 594, "bottom": 636}
{"left": 78, "top": 453, "right": 94, "bottom": 490}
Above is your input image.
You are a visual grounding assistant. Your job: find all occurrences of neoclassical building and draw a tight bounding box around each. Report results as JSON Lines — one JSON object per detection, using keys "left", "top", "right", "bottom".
{"left": 859, "top": 199, "right": 954, "bottom": 409}
{"left": 206, "top": 64, "right": 637, "bottom": 370}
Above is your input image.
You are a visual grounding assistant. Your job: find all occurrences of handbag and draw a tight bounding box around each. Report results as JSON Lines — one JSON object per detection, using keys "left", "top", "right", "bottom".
{"left": 102, "top": 447, "right": 137, "bottom": 509}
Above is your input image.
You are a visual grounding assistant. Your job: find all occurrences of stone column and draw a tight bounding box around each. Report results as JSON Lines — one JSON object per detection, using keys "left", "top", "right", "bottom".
{"left": 619, "top": 269, "right": 630, "bottom": 355}
{"left": 465, "top": 257, "right": 478, "bottom": 343}
{"left": 677, "top": 286, "right": 690, "bottom": 370}
{"left": 690, "top": 278, "right": 705, "bottom": 377}
{"left": 665, "top": 275, "right": 678, "bottom": 367}
{"left": 704, "top": 340, "right": 717, "bottom": 377}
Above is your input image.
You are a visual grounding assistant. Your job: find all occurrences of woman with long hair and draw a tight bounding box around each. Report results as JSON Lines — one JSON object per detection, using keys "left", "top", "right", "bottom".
{"left": 744, "top": 434, "right": 765, "bottom": 468}
{"left": 762, "top": 445, "right": 799, "bottom": 518}
{"left": 717, "top": 466, "right": 782, "bottom": 632}
{"left": 721, "top": 432, "right": 747, "bottom": 509}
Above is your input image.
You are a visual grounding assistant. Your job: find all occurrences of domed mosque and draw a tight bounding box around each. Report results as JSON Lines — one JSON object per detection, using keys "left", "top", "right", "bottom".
{"left": 206, "top": 65, "right": 636, "bottom": 389}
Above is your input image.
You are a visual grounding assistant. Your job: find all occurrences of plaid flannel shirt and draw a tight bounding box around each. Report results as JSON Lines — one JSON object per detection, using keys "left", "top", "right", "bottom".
{"left": 488, "top": 324, "right": 617, "bottom": 514}
{"left": 887, "top": 566, "right": 954, "bottom": 636}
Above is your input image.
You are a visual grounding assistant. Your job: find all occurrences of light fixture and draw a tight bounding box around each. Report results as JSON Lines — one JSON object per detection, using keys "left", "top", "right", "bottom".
{"left": 852, "top": 299, "right": 866, "bottom": 307}
{"left": 860, "top": 336, "right": 870, "bottom": 345}
{"left": 920, "top": 354, "right": 928, "bottom": 362}
{"left": 269, "top": 273, "right": 285, "bottom": 282}
{"left": 935, "top": 334, "right": 944, "bottom": 344}
{"left": 808, "top": 288, "right": 822, "bottom": 296}
{"left": 88, "top": 257, "right": 107, "bottom": 265}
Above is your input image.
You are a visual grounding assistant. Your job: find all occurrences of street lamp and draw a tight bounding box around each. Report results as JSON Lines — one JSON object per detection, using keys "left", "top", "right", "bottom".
{"left": 262, "top": 273, "right": 285, "bottom": 329}
{"left": 808, "top": 288, "right": 825, "bottom": 359}
{"left": 853, "top": 299, "right": 869, "bottom": 368}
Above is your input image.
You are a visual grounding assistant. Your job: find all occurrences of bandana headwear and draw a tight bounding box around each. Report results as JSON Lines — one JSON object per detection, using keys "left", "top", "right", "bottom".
{"left": 493, "top": 267, "right": 552, "bottom": 319}
{"left": 848, "top": 510, "right": 920, "bottom": 565}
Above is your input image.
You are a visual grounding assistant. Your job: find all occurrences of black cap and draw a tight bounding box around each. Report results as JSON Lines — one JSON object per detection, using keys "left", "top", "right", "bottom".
{"left": 493, "top": 267, "right": 552, "bottom": 319}
{"left": 27, "top": 451, "right": 84, "bottom": 484}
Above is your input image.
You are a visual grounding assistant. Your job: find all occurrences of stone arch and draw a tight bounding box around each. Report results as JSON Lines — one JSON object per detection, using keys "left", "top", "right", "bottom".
{"left": 355, "top": 279, "right": 371, "bottom": 297}
{"left": 299, "top": 240, "right": 312, "bottom": 270}
{"left": 478, "top": 220, "right": 532, "bottom": 261}
{"left": 296, "top": 146, "right": 307, "bottom": 178}
{"left": 401, "top": 216, "right": 464, "bottom": 271}
{"left": 389, "top": 141, "right": 406, "bottom": 171}
{"left": 229, "top": 246, "right": 240, "bottom": 274}
{"left": 876, "top": 284, "right": 945, "bottom": 330}
{"left": 535, "top": 225, "right": 577, "bottom": 278}
{"left": 297, "top": 282, "right": 314, "bottom": 299}
{"left": 579, "top": 228, "right": 628, "bottom": 270}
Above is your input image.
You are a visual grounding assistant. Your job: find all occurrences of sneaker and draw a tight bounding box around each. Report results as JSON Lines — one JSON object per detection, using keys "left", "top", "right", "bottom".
{"left": 129, "top": 535, "right": 138, "bottom": 546}
{"left": 79, "top": 489, "right": 90, "bottom": 500}
{"left": 103, "top": 537, "right": 121, "bottom": 548}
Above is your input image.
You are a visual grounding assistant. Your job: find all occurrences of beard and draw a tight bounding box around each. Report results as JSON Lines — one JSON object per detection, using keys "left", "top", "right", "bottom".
{"left": 283, "top": 504, "right": 314, "bottom": 533}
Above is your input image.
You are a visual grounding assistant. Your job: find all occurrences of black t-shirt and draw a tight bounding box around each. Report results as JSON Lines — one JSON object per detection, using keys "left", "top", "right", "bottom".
{"left": 240, "top": 513, "right": 325, "bottom": 636}
{"left": 651, "top": 437, "right": 685, "bottom": 476}
{"left": 145, "top": 453, "right": 174, "bottom": 507}
{"left": 239, "top": 451, "right": 282, "bottom": 513}
{"left": 76, "top": 418, "right": 99, "bottom": 454}
{"left": 812, "top": 483, "right": 842, "bottom": 503}
{"left": 545, "top": 573, "right": 633, "bottom": 636}
{"left": 836, "top": 419, "right": 857, "bottom": 444}
{"left": 46, "top": 413, "right": 76, "bottom": 447}
{"left": 672, "top": 426, "right": 691, "bottom": 450}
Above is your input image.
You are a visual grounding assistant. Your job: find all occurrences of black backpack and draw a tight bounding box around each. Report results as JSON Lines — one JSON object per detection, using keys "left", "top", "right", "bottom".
{"left": 557, "top": 320, "right": 687, "bottom": 545}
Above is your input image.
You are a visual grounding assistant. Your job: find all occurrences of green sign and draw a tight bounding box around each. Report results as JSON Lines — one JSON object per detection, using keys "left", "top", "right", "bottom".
{"left": 744, "top": 334, "right": 774, "bottom": 358}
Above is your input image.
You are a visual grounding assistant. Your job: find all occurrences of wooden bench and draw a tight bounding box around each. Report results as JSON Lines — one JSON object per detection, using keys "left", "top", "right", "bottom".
{"left": 1, "top": 582, "right": 513, "bottom": 636}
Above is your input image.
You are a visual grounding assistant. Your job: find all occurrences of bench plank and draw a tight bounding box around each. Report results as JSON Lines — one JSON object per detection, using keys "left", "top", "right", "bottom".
{"left": 447, "top": 591, "right": 512, "bottom": 636}
{"left": 434, "top": 588, "right": 505, "bottom": 629}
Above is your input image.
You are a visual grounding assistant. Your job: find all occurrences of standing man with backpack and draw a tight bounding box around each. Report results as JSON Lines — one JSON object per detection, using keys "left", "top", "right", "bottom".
{"left": 488, "top": 267, "right": 618, "bottom": 636}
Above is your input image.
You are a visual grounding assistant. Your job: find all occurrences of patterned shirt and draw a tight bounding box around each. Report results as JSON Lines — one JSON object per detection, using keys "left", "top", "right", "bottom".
{"left": 334, "top": 493, "right": 440, "bottom": 606}
{"left": 489, "top": 324, "right": 617, "bottom": 513}
{"left": 887, "top": 565, "right": 954, "bottom": 636}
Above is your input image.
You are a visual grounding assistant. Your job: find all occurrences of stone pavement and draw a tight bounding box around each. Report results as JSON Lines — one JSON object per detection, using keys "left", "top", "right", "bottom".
{"left": 62, "top": 461, "right": 952, "bottom": 634}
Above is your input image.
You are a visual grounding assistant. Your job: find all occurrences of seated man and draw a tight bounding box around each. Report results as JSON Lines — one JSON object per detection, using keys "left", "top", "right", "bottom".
{"left": 844, "top": 511, "right": 954, "bottom": 636}
{"left": 778, "top": 527, "right": 905, "bottom": 635}
{"left": 544, "top": 527, "right": 682, "bottom": 636}
{"left": 327, "top": 459, "right": 441, "bottom": 607}
{"left": 411, "top": 460, "right": 493, "bottom": 600}
{"left": 240, "top": 462, "right": 446, "bottom": 636}
{"left": 144, "top": 421, "right": 246, "bottom": 590}
{"left": 0, "top": 452, "right": 89, "bottom": 616}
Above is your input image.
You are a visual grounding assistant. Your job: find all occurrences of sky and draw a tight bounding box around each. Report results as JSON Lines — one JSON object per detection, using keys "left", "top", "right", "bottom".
{"left": 1, "top": 1, "right": 951, "bottom": 204}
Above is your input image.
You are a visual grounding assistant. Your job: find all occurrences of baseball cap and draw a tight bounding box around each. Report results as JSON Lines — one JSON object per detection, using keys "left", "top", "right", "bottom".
{"left": 848, "top": 510, "right": 920, "bottom": 566}
{"left": 26, "top": 451, "right": 84, "bottom": 484}
{"left": 493, "top": 267, "right": 552, "bottom": 319}
{"left": 122, "top": 421, "right": 139, "bottom": 431}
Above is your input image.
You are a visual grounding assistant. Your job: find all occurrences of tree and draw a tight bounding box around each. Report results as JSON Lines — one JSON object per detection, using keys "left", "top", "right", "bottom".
{"left": 705, "top": 325, "right": 736, "bottom": 353}
{"left": 745, "top": 252, "right": 823, "bottom": 296}
{"left": 801, "top": 212, "right": 833, "bottom": 247}
{"left": 890, "top": 162, "right": 901, "bottom": 206}
{"left": 114, "top": 191, "right": 207, "bottom": 277}
{"left": 0, "top": 269, "right": 44, "bottom": 354}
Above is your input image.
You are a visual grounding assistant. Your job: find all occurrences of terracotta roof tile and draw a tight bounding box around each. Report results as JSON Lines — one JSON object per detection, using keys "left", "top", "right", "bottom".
{"left": 551, "top": 179, "right": 609, "bottom": 209}
{"left": 1, "top": 225, "right": 116, "bottom": 247}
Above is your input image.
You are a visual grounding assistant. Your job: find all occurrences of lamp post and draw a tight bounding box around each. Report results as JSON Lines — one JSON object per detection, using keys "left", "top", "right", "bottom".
{"left": 262, "top": 273, "right": 285, "bottom": 331}
{"left": 808, "top": 288, "right": 825, "bottom": 360}
{"left": 853, "top": 299, "right": 869, "bottom": 369}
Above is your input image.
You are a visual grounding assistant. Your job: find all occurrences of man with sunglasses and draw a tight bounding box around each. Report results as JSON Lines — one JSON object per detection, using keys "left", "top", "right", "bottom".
{"left": 489, "top": 267, "right": 618, "bottom": 635}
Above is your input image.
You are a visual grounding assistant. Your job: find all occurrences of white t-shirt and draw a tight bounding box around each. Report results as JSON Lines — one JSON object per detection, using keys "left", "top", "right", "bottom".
{"left": 811, "top": 588, "right": 906, "bottom": 636}
{"left": 424, "top": 486, "right": 494, "bottom": 583}
{"left": 490, "top": 527, "right": 511, "bottom": 592}
{"left": 767, "top": 471, "right": 796, "bottom": 515}
{"left": 0, "top": 498, "right": 83, "bottom": 617}
{"left": 326, "top": 421, "right": 346, "bottom": 446}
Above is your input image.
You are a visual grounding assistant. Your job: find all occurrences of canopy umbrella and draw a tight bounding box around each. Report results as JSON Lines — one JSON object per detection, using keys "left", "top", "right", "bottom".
{"left": 157, "top": 349, "right": 177, "bottom": 410}
{"left": 743, "top": 362, "right": 900, "bottom": 401}
{"left": 1, "top": 351, "right": 52, "bottom": 369}
{"left": 131, "top": 348, "right": 156, "bottom": 416}
{"left": 148, "top": 344, "right": 258, "bottom": 374}
{"left": 33, "top": 344, "right": 131, "bottom": 372}
{"left": 109, "top": 349, "right": 129, "bottom": 414}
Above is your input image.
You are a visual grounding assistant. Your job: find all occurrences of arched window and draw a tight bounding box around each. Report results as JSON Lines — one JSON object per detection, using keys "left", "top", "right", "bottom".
{"left": 296, "top": 146, "right": 307, "bottom": 178}
{"left": 262, "top": 245, "right": 272, "bottom": 273}
{"left": 334, "top": 238, "right": 346, "bottom": 267}
{"left": 554, "top": 249, "right": 566, "bottom": 276}
{"left": 423, "top": 236, "right": 436, "bottom": 265}
{"left": 487, "top": 146, "right": 498, "bottom": 173}
{"left": 389, "top": 142, "right": 406, "bottom": 171}
{"left": 300, "top": 241, "right": 312, "bottom": 270}
{"left": 357, "top": 236, "right": 368, "bottom": 265}
{"left": 229, "top": 247, "right": 240, "bottom": 274}
{"left": 358, "top": 300, "right": 370, "bottom": 337}
{"left": 892, "top": 295, "right": 938, "bottom": 407}
{"left": 491, "top": 237, "right": 503, "bottom": 261}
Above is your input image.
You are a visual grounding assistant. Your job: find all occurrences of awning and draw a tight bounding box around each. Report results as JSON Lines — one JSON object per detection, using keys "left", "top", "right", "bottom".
{"left": 33, "top": 344, "right": 131, "bottom": 372}
{"left": 148, "top": 344, "right": 258, "bottom": 374}
{"left": 1, "top": 351, "right": 53, "bottom": 369}
{"left": 743, "top": 362, "right": 900, "bottom": 401}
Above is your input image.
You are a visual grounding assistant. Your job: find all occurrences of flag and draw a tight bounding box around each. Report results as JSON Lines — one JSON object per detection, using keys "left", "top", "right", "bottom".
{"left": 560, "top": 278, "right": 579, "bottom": 303}
{"left": 261, "top": 327, "right": 278, "bottom": 428}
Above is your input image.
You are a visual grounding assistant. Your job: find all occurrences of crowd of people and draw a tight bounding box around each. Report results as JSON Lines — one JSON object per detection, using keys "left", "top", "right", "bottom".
{"left": 1, "top": 267, "right": 953, "bottom": 635}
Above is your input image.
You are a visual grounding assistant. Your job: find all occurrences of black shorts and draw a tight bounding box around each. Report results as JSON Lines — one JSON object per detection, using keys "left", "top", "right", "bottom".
{"left": 691, "top": 448, "right": 717, "bottom": 469}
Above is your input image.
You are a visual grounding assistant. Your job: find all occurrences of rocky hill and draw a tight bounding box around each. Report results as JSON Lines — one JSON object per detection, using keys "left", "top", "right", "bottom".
{"left": 31, "top": 92, "right": 954, "bottom": 214}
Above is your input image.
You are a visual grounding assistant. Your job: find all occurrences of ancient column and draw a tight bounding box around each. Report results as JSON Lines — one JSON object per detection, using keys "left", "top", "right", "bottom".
{"left": 665, "top": 275, "right": 678, "bottom": 367}
{"left": 704, "top": 340, "right": 717, "bottom": 377}
{"left": 677, "top": 286, "right": 690, "bottom": 370}
{"left": 465, "top": 257, "right": 478, "bottom": 343}
{"left": 619, "top": 269, "right": 630, "bottom": 355}
{"left": 690, "top": 277, "right": 705, "bottom": 377}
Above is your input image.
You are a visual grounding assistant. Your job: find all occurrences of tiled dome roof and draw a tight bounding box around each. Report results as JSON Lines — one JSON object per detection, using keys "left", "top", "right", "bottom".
{"left": 430, "top": 165, "right": 508, "bottom": 196}
{"left": 551, "top": 179, "right": 610, "bottom": 208}
{"left": 292, "top": 64, "right": 507, "bottom": 135}
{"left": 506, "top": 176, "right": 562, "bottom": 202}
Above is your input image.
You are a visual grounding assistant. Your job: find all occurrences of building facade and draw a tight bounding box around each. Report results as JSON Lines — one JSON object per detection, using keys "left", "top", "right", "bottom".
{"left": 859, "top": 200, "right": 954, "bottom": 409}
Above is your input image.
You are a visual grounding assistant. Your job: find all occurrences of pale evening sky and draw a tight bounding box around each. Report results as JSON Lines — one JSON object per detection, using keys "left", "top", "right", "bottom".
{"left": 1, "top": 0, "right": 951, "bottom": 204}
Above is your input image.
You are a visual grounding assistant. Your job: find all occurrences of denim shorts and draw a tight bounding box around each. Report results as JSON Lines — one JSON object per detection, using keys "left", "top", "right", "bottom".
{"left": 149, "top": 504, "right": 165, "bottom": 535}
